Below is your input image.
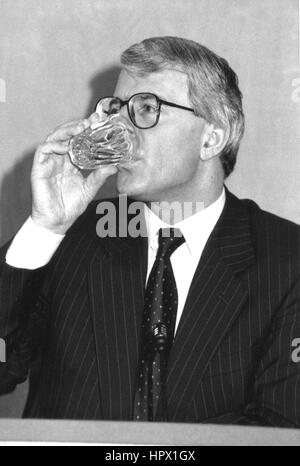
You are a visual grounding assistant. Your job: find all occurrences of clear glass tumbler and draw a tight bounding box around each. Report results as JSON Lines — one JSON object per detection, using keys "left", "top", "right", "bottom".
{"left": 69, "top": 114, "right": 138, "bottom": 170}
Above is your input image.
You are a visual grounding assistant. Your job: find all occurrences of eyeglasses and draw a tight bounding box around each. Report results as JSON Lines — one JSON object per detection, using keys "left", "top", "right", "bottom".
{"left": 95, "top": 92, "right": 195, "bottom": 129}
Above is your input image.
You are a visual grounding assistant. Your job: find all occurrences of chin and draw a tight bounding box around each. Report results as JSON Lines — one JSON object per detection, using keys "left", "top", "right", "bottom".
{"left": 116, "top": 182, "right": 155, "bottom": 202}
{"left": 115, "top": 171, "right": 169, "bottom": 202}
{"left": 116, "top": 173, "right": 145, "bottom": 199}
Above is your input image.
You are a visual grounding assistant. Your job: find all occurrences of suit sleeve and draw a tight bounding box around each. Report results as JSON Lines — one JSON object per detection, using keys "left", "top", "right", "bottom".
{"left": 0, "top": 240, "right": 50, "bottom": 395}
{"left": 0, "top": 202, "right": 97, "bottom": 397}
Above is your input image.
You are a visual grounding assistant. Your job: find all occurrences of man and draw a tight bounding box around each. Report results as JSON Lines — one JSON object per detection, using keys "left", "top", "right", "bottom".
{"left": 0, "top": 36, "right": 299, "bottom": 426}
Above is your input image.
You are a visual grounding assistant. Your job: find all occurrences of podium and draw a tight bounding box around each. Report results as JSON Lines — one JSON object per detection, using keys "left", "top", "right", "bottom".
{"left": 0, "top": 419, "right": 299, "bottom": 445}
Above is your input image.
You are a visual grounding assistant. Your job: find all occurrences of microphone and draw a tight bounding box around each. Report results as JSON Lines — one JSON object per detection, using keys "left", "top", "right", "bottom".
{"left": 153, "top": 323, "right": 168, "bottom": 353}
{"left": 153, "top": 323, "right": 168, "bottom": 421}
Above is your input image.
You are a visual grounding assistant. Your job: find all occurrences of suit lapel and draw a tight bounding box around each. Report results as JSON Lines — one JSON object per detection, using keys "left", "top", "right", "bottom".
{"left": 88, "top": 198, "right": 148, "bottom": 419}
{"left": 162, "top": 189, "right": 256, "bottom": 422}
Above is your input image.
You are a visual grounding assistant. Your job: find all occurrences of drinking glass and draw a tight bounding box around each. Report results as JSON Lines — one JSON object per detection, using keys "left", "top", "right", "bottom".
{"left": 69, "top": 113, "right": 138, "bottom": 170}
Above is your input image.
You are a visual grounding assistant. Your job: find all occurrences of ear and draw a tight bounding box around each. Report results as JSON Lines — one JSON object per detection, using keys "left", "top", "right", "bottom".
{"left": 200, "top": 123, "right": 229, "bottom": 161}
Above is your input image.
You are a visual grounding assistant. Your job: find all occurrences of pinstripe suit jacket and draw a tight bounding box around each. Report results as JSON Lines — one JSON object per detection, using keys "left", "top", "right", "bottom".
{"left": 0, "top": 189, "right": 300, "bottom": 426}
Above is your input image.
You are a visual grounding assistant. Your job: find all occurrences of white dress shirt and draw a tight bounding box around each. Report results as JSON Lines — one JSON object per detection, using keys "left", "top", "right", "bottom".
{"left": 144, "top": 189, "right": 225, "bottom": 332}
{"left": 6, "top": 189, "right": 225, "bottom": 331}
{"left": 5, "top": 217, "right": 65, "bottom": 270}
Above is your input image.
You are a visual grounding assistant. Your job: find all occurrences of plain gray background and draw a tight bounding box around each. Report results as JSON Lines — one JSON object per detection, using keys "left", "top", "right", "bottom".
{"left": 0, "top": 0, "right": 299, "bottom": 418}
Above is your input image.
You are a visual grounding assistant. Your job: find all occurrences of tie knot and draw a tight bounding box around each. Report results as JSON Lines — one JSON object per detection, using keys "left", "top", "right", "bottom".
{"left": 157, "top": 228, "right": 185, "bottom": 258}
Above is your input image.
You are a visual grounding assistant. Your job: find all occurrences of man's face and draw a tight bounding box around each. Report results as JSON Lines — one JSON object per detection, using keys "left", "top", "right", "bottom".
{"left": 114, "top": 68, "right": 207, "bottom": 202}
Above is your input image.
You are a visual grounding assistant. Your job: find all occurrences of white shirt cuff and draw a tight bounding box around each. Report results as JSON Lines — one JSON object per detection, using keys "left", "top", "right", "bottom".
{"left": 6, "top": 217, "right": 65, "bottom": 270}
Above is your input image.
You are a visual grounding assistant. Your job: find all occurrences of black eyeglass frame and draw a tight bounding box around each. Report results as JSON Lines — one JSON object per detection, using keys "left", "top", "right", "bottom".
{"left": 96, "top": 92, "right": 196, "bottom": 129}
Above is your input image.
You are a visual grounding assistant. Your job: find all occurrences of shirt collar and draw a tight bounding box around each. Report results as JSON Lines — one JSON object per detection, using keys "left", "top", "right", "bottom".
{"left": 144, "top": 188, "right": 226, "bottom": 260}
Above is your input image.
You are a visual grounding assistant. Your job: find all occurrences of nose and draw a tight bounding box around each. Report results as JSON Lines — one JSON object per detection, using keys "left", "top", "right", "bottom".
{"left": 119, "top": 104, "right": 128, "bottom": 119}
{"left": 119, "top": 104, "right": 136, "bottom": 132}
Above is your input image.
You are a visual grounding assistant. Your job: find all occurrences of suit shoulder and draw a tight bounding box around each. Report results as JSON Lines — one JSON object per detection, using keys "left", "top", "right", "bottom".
{"left": 239, "top": 197, "right": 300, "bottom": 259}
{"left": 243, "top": 198, "right": 299, "bottom": 234}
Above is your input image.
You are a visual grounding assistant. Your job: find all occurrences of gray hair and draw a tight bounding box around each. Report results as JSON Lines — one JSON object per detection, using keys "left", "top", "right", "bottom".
{"left": 121, "top": 36, "right": 245, "bottom": 177}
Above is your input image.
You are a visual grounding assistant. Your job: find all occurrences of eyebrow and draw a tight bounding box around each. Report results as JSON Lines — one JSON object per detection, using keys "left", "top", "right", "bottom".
{"left": 116, "top": 92, "right": 172, "bottom": 102}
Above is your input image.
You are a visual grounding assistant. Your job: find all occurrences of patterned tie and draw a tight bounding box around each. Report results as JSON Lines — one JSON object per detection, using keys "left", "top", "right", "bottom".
{"left": 133, "top": 227, "right": 185, "bottom": 421}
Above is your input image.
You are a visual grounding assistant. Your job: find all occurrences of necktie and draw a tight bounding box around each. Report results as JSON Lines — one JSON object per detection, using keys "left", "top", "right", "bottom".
{"left": 133, "top": 227, "right": 185, "bottom": 421}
